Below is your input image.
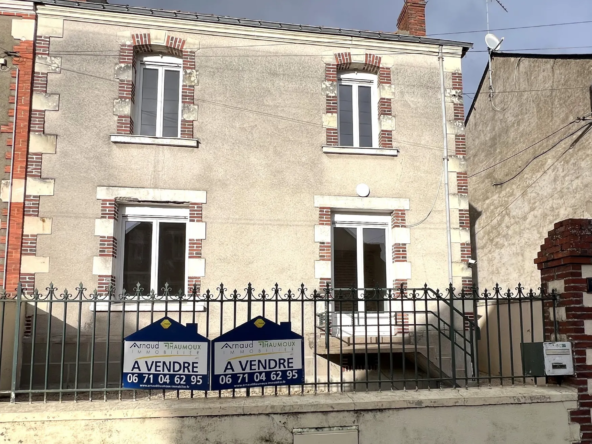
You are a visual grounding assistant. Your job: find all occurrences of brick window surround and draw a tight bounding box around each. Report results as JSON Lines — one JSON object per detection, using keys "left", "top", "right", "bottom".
{"left": 324, "top": 52, "right": 394, "bottom": 149}
{"left": 116, "top": 32, "right": 197, "bottom": 139}
{"left": 94, "top": 187, "right": 206, "bottom": 297}
{"left": 316, "top": 207, "right": 410, "bottom": 291}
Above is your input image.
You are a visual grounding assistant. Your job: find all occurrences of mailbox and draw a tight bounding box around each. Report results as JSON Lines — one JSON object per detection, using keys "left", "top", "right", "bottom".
{"left": 522, "top": 342, "right": 574, "bottom": 377}
{"left": 543, "top": 342, "right": 574, "bottom": 376}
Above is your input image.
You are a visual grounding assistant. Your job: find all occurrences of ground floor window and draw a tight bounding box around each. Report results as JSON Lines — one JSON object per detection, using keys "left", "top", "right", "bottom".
{"left": 332, "top": 214, "right": 391, "bottom": 312}
{"left": 119, "top": 206, "right": 188, "bottom": 295}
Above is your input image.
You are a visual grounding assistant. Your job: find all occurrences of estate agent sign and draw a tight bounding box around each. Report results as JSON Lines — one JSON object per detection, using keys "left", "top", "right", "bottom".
{"left": 211, "top": 316, "right": 305, "bottom": 390}
{"left": 123, "top": 317, "right": 209, "bottom": 391}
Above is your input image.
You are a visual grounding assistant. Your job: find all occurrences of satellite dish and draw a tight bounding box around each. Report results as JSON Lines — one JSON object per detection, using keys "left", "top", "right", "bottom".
{"left": 485, "top": 33, "right": 504, "bottom": 51}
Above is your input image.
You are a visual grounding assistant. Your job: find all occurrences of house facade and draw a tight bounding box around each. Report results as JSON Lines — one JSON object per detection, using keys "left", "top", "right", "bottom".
{"left": 1, "top": 0, "right": 473, "bottom": 298}
{"left": 466, "top": 52, "right": 592, "bottom": 288}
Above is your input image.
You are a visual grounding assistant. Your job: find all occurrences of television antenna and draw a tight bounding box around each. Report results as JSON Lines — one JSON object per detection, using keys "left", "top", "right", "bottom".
{"left": 486, "top": 0, "right": 509, "bottom": 33}
{"left": 485, "top": 0, "right": 508, "bottom": 106}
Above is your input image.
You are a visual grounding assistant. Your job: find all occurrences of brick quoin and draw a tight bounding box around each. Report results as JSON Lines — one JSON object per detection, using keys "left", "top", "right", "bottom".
{"left": 537, "top": 219, "right": 592, "bottom": 444}
{"left": 318, "top": 208, "right": 332, "bottom": 290}
{"left": 3, "top": 19, "right": 34, "bottom": 293}
{"left": 187, "top": 202, "right": 203, "bottom": 294}
{"left": 391, "top": 210, "right": 408, "bottom": 290}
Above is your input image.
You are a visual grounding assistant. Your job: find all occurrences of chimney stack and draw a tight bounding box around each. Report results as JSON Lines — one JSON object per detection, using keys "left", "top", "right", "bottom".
{"left": 397, "top": 0, "right": 427, "bottom": 37}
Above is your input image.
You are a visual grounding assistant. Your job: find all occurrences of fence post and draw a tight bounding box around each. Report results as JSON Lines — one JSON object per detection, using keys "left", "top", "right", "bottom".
{"left": 448, "top": 284, "right": 457, "bottom": 388}
{"left": 536, "top": 218, "right": 592, "bottom": 442}
{"left": 10, "top": 283, "right": 22, "bottom": 403}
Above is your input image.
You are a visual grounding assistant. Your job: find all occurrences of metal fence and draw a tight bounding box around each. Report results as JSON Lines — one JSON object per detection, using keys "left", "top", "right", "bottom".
{"left": 0, "top": 282, "right": 558, "bottom": 403}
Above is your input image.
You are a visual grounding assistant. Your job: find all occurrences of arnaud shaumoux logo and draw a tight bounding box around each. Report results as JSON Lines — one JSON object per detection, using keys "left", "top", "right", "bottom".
{"left": 221, "top": 342, "right": 254, "bottom": 350}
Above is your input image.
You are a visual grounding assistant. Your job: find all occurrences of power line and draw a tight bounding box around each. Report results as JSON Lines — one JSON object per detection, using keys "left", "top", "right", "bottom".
{"left": 468, "top": 119, "right": 580, "bottom": 178}
{"left": 42, "top": 45, "right": 592, "bottom": 57}
{"left": 476, "top": 123, "right": 592, "bottom": 234}
{"left": 26, "top": 58, "right": 447, "bottom": 152}
{"left": 407, "top": 169, "right": 444, "bottom": 228}
{"left": 428, "top": 19, "right": 592, "bottom": 37}
{"left": 464, "top": 86, "right": 589, "bottom": 96}
{"left": 30, "top": 55, "right": 590, "bottom": 98}
{"left": 493, "top": 121, "right": 592, "bottom": 186}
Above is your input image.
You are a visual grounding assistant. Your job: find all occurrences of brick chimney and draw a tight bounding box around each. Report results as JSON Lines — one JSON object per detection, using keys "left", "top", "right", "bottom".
{"left": 397, "top": 0, "right": 427, "bottom": 37}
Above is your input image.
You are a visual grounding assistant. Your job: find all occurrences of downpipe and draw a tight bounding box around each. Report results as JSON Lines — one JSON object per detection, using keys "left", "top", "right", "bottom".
{"left": 438, "top": 46, "right": 453, "bottom": 285}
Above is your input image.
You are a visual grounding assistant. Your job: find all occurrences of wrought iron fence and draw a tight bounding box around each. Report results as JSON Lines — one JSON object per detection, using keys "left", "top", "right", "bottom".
{"left": 0, "top": 282, "right": 558, "bottom": 403}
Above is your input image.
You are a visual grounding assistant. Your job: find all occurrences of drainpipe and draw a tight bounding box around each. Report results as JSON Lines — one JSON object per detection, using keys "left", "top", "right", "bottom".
{"left": 438, "top": 46, "right": 453, "bottom": 285}
{"left": 3, "top": 67, "right": 18, "bottom": 289}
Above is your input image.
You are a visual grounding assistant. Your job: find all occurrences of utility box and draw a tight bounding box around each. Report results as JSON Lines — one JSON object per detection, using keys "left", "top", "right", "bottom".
{"left": 521, "top": 342, "right": 574, "bottom": 377}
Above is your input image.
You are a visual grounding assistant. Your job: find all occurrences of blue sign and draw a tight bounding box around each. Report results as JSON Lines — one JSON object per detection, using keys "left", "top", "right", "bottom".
{"left": 123, "top": 317, "right": 209, "bottom": 391}
{"left": 211, "top": 316, "right": 305, "bottom": 391}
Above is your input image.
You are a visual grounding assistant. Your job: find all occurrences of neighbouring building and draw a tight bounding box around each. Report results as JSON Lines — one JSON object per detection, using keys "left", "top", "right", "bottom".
{"left": 466, "top": 52, "right": 592, "bottom": 288}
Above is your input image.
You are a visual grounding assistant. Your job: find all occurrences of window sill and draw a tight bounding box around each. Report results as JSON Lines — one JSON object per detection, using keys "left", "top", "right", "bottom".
{"left": 110, "top": 135, "right": 200, "bottom": 148}
{"left": 322, "top": 146, "right": 399, "bottom": 157}
{"left": 90, "top": 301, "right": 206, "bottom": 312}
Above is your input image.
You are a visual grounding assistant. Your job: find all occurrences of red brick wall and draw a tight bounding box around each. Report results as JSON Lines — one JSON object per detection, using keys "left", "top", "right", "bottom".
{"left": 537, "top": 219, "right": 592, "bottom": 444}
{"left": 396, "top": 0, "right": 427, "bottom": 37}
{"left": 2, "top": 13, "right": 35, "bottom": 293}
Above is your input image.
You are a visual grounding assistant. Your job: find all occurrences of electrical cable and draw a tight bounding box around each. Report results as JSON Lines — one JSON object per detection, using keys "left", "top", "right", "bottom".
{"left": 39, "top": 45, "right": 592, "bottom": 57}
{"left": 476, "top": 123, "right": 592, "bottom": 235}
{"left": 468, "top": 118, "right": 582, "bottom": 178}
{"left": 407, "top": 169, "right": 444, "bottom": 228}
{"left": 428, "top": 19, "right": 592, "bottom": 37}
{"left": 493, "top": 120, "right": 592, "bottom": 186}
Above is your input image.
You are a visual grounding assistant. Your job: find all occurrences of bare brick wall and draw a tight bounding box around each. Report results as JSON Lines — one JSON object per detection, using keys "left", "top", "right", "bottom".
{"left": 1, "top": 13, "right": 35, "bottom": 293}
{"left": 537, "top": 219, "right": 592, "bottom": 444}
{"left": 396, "top": 0, "right": 427, "bottom": 37}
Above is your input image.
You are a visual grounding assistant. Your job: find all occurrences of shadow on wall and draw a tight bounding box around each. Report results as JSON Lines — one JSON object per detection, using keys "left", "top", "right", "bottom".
{"left": 476, "top": 299, "right": 544, "bottom": 380}
{"left": 17, "top": 305, "right": 123, "bottom": 391}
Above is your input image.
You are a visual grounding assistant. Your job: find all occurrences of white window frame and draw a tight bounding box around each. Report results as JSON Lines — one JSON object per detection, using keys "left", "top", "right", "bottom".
{"left": 117, "top": 205, "right": 189, "bottom": 297}
{"left": 135, "top": 54, "right": 183, "bottom": 138}
{"left": 331, "top": 213, "right": 392, "bottom": 312}
{"left": 337, "top": 72, "right": 378, "bottom": 148}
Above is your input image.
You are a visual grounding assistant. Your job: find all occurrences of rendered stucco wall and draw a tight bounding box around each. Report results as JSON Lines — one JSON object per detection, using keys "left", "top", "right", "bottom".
{"left": 30, "top": 8, "right": 466, "bottom": 296}
{"left": 466, "top": 55, "right": 592, "bottom": 288}
{"left": 0, "top": 387, "right": 578, "bottom": 444}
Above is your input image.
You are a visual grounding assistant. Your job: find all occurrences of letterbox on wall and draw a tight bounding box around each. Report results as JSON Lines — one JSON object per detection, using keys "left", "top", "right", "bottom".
{"left": 522, "top": 342, "right": 574, "bottom": 377}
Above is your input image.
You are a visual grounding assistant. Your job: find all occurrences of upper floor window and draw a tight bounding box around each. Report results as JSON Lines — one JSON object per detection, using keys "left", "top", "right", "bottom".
{"left": 136, "top": 55, "right": 182, "bottom": 138}
{"left": 338, "top": 72, "right": 378, "bottom": 148}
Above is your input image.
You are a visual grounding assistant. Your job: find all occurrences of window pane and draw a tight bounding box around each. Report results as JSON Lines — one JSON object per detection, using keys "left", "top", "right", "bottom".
{"left": 157, "top": 222, "right": 186, "bottom": 295}
{"left": 162, "top": 70, "right": 180, "bottom": 138}
{"left": 333, "top": 227, "right": 358, "bottom": 311}
{"left": 338, "top": 84, "right": 354, "bottom": 146}
{"left": 123, "top": 221, "right": 153, "bottom": 294}
{"left": 140, "top": 68, "right": 158, "bottom": 136}
{"left": 363, "top": 228, "right": 386, "bottom": 311}
{"left": 358, "top": 86, "right": 373, "bottom": 147}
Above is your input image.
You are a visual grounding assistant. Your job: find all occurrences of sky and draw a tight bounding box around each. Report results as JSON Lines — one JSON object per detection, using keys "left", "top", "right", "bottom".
{"left": 121, "top": 0, "right": 592, "bottom": 108}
